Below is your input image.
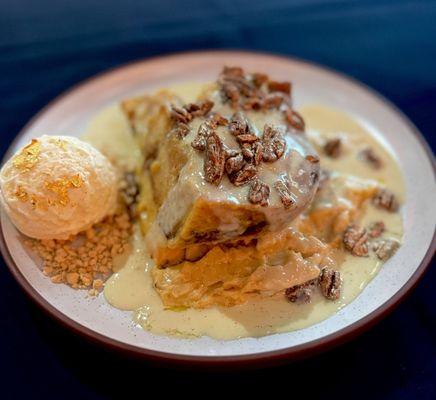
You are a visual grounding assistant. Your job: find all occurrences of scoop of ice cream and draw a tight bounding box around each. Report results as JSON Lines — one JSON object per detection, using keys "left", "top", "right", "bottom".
{"left": 0, "top": 135, "right": 118, "bottom": 239}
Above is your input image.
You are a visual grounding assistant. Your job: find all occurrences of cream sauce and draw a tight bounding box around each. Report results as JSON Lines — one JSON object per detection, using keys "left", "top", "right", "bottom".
{"left": 83, "top": 84, "right": 405, "bottom": 340}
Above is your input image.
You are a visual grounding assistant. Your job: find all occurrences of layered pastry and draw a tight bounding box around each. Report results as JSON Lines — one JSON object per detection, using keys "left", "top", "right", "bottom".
{"left": 119, "top": 67, "right": 399, "bottom": 310}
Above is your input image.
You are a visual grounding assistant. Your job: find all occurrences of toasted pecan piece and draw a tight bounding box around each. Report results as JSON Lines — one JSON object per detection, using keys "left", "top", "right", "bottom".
{"left": 319, "top": 268, "right": 342, "bottom": 300}
{"left": 204, "top": 132, "right": 225, "bottom": 185}
{"left": 373, "top": 188, "right": 399, "bottom": 212}
{"left": 248, "top": 179, "right": 270, "bottom": 207}
{"left": 343, "top": 225, "right": 369, "bottom": 257}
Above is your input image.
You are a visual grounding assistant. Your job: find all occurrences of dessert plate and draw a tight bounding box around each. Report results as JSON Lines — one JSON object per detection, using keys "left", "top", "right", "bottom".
{"left": 1, "top": 51, "right": 435, "bottom": 366}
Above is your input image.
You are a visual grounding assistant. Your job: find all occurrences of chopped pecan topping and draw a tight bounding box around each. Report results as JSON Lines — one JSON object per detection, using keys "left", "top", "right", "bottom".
{"left": 242, "top": 97, "right": 263, "bottom": 111}
{"left": 241, "top": 143, "right": 254, "bottom": 160}
{"left": 324, "top": 138, "right": 342, "bottom": 158}
{"left": 343, "top": 225, "right": 369, "bottom": 256}
{"left": 262, "top": 124, "right": 286, "bottom": 162}
{"left": 184, "top": 100, "right": 214, "bottom": 117}
{"left": 204, "top": 132, "right": 225, "bottom": 185}
{"left": 252, "top": 141, "right": 263, "bottom": 166}
{"left": 191, "top": 120, "right": 215, "bottom": 151}
{"left": 237, "top": 134, "right": 259, "bottom": 144}
{"left": 222, "top": 66, "right": 244, "bottom": 77}
{"left": 209, "top": 112, "right": 229, "bottom": 126}
{"left": 368, "top": 221, "right": 385, "bottom": 238}
{"left": 174, "top": 123, "right": 190, "bottom": 139}
{"left": 224, "top": 148, "right": 239, "bottom": 159}
{"left": 248, "top": 179, "right": 270, "bottom": 206}
{"left": 359, "top": 147, "right": 383, "bottom": 169}
{"left": 373, "top": 239, "right": 400, "bottom": 261}
{"left": 285, "top": 109, "right": 305, "bottom": 131}
{"left": 268, "top": 81, "right": 291, "bottom": 95}
{"left": 285, "top": 279, "right": 317, "bottom": 303}
{"left": 229, "top": 163, "right": 257, "bottom": 186}
{"left": 274, "top": 177, "right": 294, "bottom": 209}
{"left": 225, "top": 153, "right": 244, "bottom": 175}
{"left": 221, "top": 82, "right": 240, "bottom": 107}
{"left": 373, "top": 188, "right": 399, "bottom": 212}
{"left": 229, "top": 111, "right": 252, "bottom": 136}
{"left": 252, "top": 73, "right": 268, "bottom": 87}
{"left": 319, "top": 268, "right": 342, "bottom": 300}
{"left": 262, "top": 93, "right": 284, "bottom": 109}
{"left": 170, "top": 105, "right": 192, "bottom": 124}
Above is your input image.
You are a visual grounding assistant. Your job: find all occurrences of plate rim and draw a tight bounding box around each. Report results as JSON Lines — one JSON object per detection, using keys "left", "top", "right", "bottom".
{"left": 1, "top": 50, "right": 435, "bottom": 366}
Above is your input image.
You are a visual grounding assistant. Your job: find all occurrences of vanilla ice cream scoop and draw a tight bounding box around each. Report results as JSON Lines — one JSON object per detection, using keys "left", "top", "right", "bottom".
{"left": 0, "top": 135, "right": 118, "bottom": 239}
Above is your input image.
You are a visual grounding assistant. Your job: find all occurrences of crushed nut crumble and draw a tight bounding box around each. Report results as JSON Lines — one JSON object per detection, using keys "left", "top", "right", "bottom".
{"left": 26, "top": 208, "right": 132, "bottom": 296}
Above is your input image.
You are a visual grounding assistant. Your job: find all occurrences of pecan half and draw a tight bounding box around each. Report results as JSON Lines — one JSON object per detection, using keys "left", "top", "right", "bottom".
{"left": 319, "top": 268, "right": 342, "bottom": 300}
{"left": 237, "top": 134, "right": 259, "bottom": 144}
{"left": 252, "top": 141, "right": 263, "bottom": 166}
{"left": 359, "top": 147, "right": 383, "bottom": 169}
{"left": 170, "top": 105, "right": 192, "bottom": 124}
{"left": 368, "top": 221, "right": 385, "bottom": 238}
{"left": 274, "top": 177, "right": 294, "bottom": 209}
{"left": 373, "top": 239, "right": 400, "bottom": 261}
{"left": 268, "top": 81, "right": 291, "bottom": 95}
{"left": 225, "top": 153, "right": 244, "bottom": 175}
{"left": 229, "top": 163, "right": 257, "bottom": 186}
{"left": 221, "top": 81, "right": 240, "bottom": 107}
{"left": 262, "top": 124, "right": 286, "bottom": 162}
{"left": 324, "top": 138, "right": 342, "bottom": 158}
{"left": 209, "top": 112, "right": 229, "bottom": 126}
{"left": 343, "top": 225, "right": 369, "bottom": 256}
{"left": 184, "top": 100, "right": 214, "bottom": 117}
{"left": 242, "top": 97, "right": 263, "bottom": 111}
{"left": 285, "top": 109, "right": 305, "bottom": 131}
{"left": 248, "top": 179, "right": 270, "bottom": 206}
{"left": 191, "top": 120, "right": 214, "bottom": 150}
{"left": 222, "top": 66, "right": 244, "bottom": 77}
{"left": 204, "top": 132, "right": 225, "bottom": 185}
{"left": 241, "top": 143, "right": 254, "bottom": 161}
{"left": 262, "top": 93, "right": 284, "bottom": 109}
{"left": 252, "top": 72, "right": 268, "bottom": 87}
{"left": 229, "top": 111, "right": 252, "bottom": 136}
{"left": 285, "top": 279, "right": 316, "bottom": 303}
{"left": 373, "top": 188, "right": 399, "bottom": 212}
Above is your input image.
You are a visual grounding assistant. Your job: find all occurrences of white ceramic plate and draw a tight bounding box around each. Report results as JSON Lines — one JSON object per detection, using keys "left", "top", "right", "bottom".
{"left": 1, "top": 51, "right": 435, "bottom": 365}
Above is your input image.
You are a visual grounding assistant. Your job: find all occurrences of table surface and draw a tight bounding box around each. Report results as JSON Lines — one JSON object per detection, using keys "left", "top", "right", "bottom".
{"left": 1, "top": 1, "right": 435, "bottom": 398}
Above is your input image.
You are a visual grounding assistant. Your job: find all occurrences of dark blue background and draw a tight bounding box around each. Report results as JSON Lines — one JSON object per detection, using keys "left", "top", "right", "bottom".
{"left": 1, "top": 1, "right": 435, "bottom": 398}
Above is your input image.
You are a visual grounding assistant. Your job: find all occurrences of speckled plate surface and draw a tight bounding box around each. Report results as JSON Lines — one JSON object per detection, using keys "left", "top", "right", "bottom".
{"left": 1, "top": 51, "right": 435, "bottom": 366}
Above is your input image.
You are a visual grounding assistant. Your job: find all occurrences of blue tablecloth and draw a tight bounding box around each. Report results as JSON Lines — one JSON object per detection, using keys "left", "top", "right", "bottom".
{"left": 1, "top": 1, "right": 435, "bottom": 398}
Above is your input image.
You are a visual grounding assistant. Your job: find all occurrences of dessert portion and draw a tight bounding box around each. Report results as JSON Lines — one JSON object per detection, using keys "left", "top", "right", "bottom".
{"left": 0, "top": 65, "right": 405, "bottom": 339}
{"left": 0, "top": 135, "right": 118, "bottom": 239}
{"left": 118, "top": 66, "right": 402, "bottom": 311}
